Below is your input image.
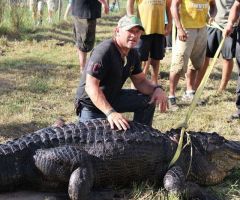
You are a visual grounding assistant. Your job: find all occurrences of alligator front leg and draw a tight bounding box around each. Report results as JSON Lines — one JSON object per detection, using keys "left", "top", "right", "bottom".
{"left": 163, "top": 166, "right": 218, "bottom": 199}
{"left": 163, "top": 165, "right": 186, "bottom": 194}
{"left": 34, "top": 146, "right": 94, "bottom": 200}
{"left": 68, "top": 167, "right": 94, "bottom": 200}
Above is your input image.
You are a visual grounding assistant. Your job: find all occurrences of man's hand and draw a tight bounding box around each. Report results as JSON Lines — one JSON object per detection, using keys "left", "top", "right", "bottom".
{"left": 164, "top": 23, "right": 172, "bottom": 36}
{"left": 107, "top": 112, "right": 130, "bottom": 130}
{"left": 208, "top": 17, "right": 215, "bottom": 25}
{"left": 149, "top": 88, "right": 168, "bottom": 112}
{"left": 177, "top": 28, "right": 187, "bottom": 41}
{"left": 103, "top": 3, "right": 109, "bottom": 14}
{"left": 98, "top": 0, "right": 109, "bottom": 14}
{"left": 223, "top": 23, "right": 233, "bottom": 38}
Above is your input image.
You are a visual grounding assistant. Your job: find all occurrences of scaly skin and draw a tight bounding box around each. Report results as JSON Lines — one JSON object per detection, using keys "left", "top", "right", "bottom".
{"left": 0, "top": 119, "right": 240, "bottom": 200}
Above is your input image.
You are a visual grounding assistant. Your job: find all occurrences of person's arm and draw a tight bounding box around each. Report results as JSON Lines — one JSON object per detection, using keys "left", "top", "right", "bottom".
{"left": 208, "top": 0, "right": 217, "bottom": 22}
{"left": 131, "top": 73, "right": 168, "bottom": 112}
{"left": 98, "top": 0, "right": 109, "bottom": 14}
{"left": 165, "top": 0, "right": 172, "bottom": 36}
{"left": 171, "top": 0, "right": 187, "bottom": 41}
{"left": 126, "top": 0, "right": 135, "bottom": 15}
{"left": 85, "top": 74, "right": 130, "bottom": 130}
{"left": 223, "top": 0, "right": 240, "bottom": 37}
{"left": 85, "top": 75, "right": 112, "bottom": 115}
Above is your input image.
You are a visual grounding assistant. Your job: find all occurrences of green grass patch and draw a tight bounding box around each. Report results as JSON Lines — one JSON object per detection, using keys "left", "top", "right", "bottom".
{"left": 28, "top": 77, "right": 50, "bottom": 93}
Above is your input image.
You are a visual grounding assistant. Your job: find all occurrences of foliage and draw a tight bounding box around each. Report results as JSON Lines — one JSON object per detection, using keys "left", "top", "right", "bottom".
{"left": 9, "top": 3, "right": 25, "bottom": 32}
{"left": 0, "top": 0, "right": 6, "bottom": 25}
{"left": 0, "top": 0, "right": 67, "bottom": 35}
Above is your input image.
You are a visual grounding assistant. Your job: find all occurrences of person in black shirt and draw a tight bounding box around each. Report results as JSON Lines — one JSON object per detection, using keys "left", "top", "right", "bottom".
{"left": 223, "top": 0, "right": 240, "bottom": 120}
{"left": 72, "top": 0, "right": 109, "bottom": 72}
{"left": 75, "top": 15, "right": 168, "bottom": 130}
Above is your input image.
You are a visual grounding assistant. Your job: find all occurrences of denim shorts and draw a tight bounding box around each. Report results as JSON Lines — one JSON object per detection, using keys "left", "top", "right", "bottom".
{"left": 206, "top": 26, "right": 239, "bottom": 59}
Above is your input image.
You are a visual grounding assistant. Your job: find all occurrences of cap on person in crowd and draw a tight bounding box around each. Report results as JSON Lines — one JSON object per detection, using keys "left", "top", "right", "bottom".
{"left": 118, "top": 15, "right": 145, "bottom": 31}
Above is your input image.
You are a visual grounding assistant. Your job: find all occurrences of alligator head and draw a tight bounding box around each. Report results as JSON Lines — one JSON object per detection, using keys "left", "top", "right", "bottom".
{"left": 186, "top": 131, "right": 240, "bottom": 185}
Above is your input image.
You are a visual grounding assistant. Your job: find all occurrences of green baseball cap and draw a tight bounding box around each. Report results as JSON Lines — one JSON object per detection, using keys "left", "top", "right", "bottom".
{"left": 118, "top": 15, "right": 145, "bottom": 31}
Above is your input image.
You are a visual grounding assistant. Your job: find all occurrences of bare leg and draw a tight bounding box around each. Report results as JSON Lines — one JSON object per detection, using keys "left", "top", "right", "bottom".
{"left": 48, "top": 10, "right": 54, "bottom": 23}
{"left": 186, "top": 68, "right": 197, "bottom": 91}
{"left": 150, "top": 58, "right": 160, "bottom": 85}
{"left": 78, "top": 49, "right": 87, "bottom": 73}
{"left": 218, "top": 59, "right": 233, "bottom": 92}
{"left": 132, "top": 59, "right": 150, "bottom": 89}
{"left": 37, "top": 0, "right": 44, "bottom": 25}
{"left": 31, "top": 5, "right": 37, "bottom": 22}
{"left": 194, "top": 57, "right": 210, "bottom": 89}
{"left": 142, "top": 59, "right": 150, "bottom": 75}
{"left": 64, "top": 3, "right": 72, "bottom": 21}
{"left": 169, "top": 71, "right": 181, "bottom": 97}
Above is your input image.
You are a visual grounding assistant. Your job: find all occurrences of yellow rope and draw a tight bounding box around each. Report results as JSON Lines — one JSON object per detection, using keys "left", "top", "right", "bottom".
{"left": 168, "top": 37, "right": 226, "bottom": 168}
{"left": 207, "top": 21, "right": 224, "bottom": 32}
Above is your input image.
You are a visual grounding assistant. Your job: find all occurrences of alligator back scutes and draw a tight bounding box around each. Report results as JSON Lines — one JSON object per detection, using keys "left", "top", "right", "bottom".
{"left": 0, "top": 119, "right": 167, "bottom": 156}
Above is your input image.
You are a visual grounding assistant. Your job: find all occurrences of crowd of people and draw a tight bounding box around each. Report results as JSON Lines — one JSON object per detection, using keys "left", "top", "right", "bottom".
{"left": 29, "top": 0, "right": 59, "bottom": 25}
{"left": 54, "top": 0, "right": 240, "bottom": 128}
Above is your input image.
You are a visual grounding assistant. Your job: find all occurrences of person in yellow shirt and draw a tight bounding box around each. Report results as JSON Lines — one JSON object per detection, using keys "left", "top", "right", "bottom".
{"left": 127, "top": 0, "right": 172, "bottom": 85}
{"left": 168, "top": 0, "right": 216, "bottom": 110}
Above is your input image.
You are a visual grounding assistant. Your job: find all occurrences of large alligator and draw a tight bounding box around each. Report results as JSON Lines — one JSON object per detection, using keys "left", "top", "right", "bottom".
{"left": 0, "top": 119, "right": 240, "bottom": 200}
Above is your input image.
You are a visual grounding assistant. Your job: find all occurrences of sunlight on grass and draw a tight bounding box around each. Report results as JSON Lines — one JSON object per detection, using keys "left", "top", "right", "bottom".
{"left": 131, "top": 182, "right": 179, "bottom": 200}
{"left": 28, "top": 77, "right": 49, "bottom": 93}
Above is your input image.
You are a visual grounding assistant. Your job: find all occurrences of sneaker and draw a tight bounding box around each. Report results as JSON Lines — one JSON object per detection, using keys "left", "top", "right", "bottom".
{"left": 181, "top": 91, "right": 195, "bottom": 103}
{"left": 168, "top": 97, "right": 179, "bottom": 111}
{"left": 109, "top": 3, "right": 116, "bottom": 12}
{"left": 165, "top": 46, "right": 172, "bottom": 53}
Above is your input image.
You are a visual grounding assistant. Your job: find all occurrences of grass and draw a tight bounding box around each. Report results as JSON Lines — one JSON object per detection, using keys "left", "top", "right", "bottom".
{"left": 0, "top": 2, "right": 240, "bottom": 199}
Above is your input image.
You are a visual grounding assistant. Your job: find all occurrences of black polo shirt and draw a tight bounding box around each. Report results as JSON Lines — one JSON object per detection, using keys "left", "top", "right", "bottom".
{"left": 72, "top": 0, "right": 102, "bottom": 19}
{"left": 76, "top": 39, "right": 142, "bottom": 113}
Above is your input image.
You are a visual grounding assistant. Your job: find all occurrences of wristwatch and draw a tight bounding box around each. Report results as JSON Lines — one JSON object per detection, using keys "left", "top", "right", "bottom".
{"left": 106, "top": 108, "right": 116, "bottom": 117}
{"left": 153, "top": 85, "right": 164, "bottom": 92}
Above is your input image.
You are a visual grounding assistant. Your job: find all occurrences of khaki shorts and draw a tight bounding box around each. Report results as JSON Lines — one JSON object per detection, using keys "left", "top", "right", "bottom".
{"left": 170, "top": 27, "right": 207, "bottom": 75}
{"left": 73, "top": 17, "right": 97, "bottom": 52}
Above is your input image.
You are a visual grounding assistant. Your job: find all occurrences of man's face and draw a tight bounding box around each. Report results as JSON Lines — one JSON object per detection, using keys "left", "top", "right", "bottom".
{"left": 117, "top": 26, "right": 143, "bottom": 49}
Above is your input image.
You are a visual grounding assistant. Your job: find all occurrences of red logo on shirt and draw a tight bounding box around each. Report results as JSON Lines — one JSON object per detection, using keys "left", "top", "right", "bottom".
{"left": 92, "top": 63, "right": 102, "bottom": 73}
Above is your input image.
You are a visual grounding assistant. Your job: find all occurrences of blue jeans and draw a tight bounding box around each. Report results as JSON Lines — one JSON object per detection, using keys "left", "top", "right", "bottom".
{"left": 79, "top": 89, "right": 156, "bottom": 126}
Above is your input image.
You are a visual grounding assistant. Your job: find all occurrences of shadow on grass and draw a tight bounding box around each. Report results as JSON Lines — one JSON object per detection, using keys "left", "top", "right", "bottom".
{"left": 210, "top": 67, "right": 238, "bottom": 82}
{"left": 98, "top": 15, "right": 121, "bottom": 27}
{"left": 0, "top": 21, "right": 74, "bottom": 44}
{"left": 0, "top": 121, "right": 48, "bottom": 140}
{"left": 0, "top": 78, "right": 16, "bottom": 94}
{"left": 0, "top": 57, "right": 78, "bottom": 71}
{"left": 0, "top": 57, "right": 78, "bottom": 96}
